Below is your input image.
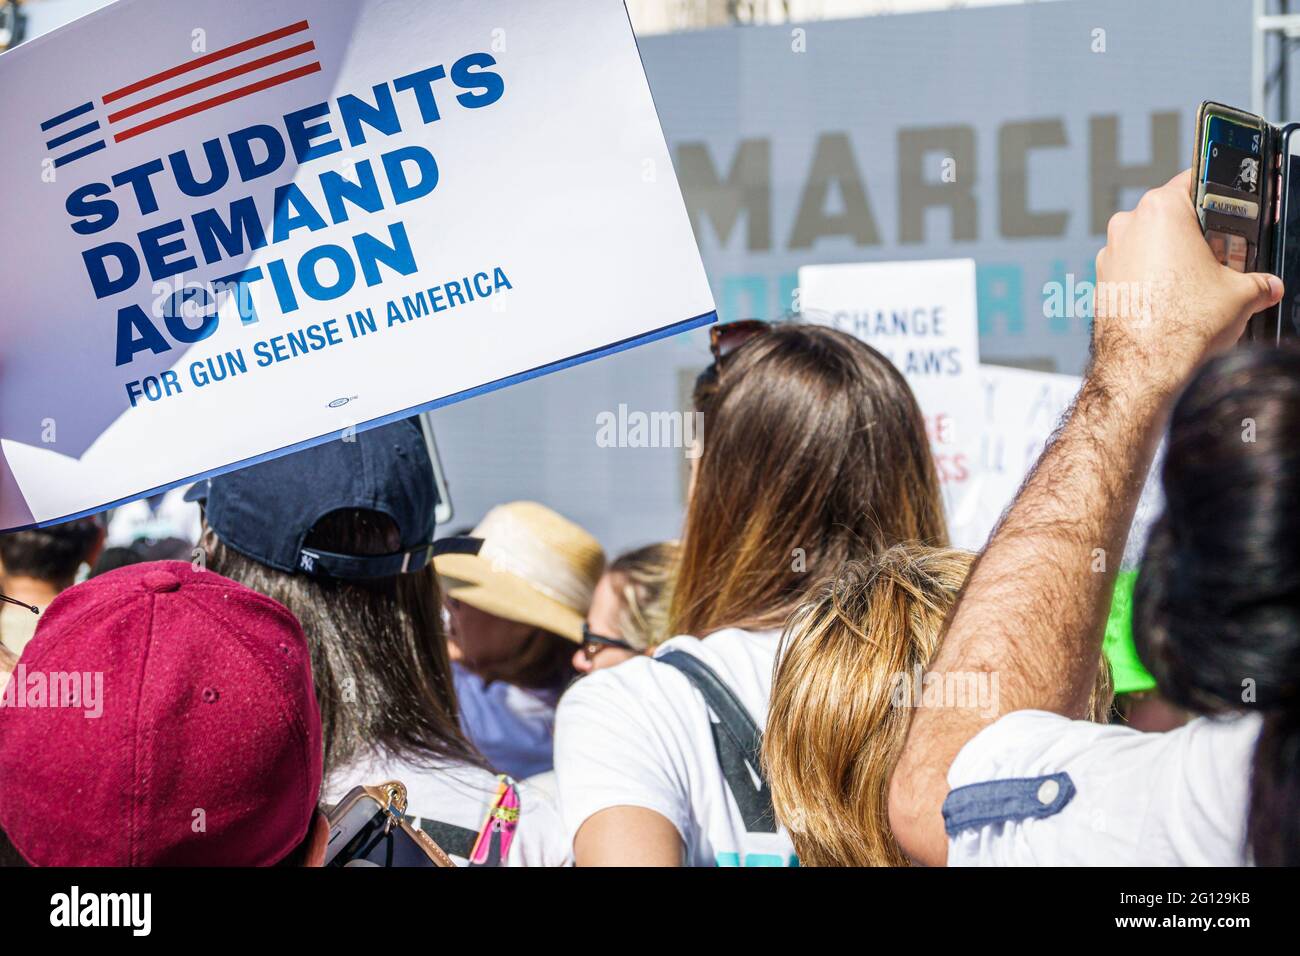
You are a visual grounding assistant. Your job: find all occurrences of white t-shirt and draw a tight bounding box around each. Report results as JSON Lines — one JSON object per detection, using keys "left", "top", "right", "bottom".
{"left": 453, "top": 662, "right": 559, "bottom": 779}
{"left": 324, "top": 749, "right": 572, "bottom": 867}
{"left": 554, "top": 628, "right": 796, "bottom": 867}
{"left": 946, "top": 709, "right": 1262, "bottom": 866}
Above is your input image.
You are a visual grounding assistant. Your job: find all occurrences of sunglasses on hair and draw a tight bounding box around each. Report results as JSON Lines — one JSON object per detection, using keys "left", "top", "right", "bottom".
{"left": 580, "top": 622, "right": 635, "bottom": 662}
{"left": 0, "top": 594, "right": 38, "bottom": 614}
{"left": 708, "top": 319, "right": 771, "bottom": 370}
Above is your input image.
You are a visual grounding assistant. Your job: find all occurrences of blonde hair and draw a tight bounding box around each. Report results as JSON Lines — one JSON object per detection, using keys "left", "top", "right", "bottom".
{"left": 608, "top": 541, "right": 679, "bottom": 652}
{"left": 763, "top": 545, "right": 1113, "bottom": 866}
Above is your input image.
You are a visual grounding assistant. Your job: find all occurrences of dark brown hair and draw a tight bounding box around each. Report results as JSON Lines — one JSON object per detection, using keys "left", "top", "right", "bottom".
{"left": 0, "top": 519, "right": 101, "bottom": 586}
{"left": 672, "top": 323, "right": 947, "bottom": 637}
{"left": 1134, "top": 344, "right": 1300, "bottom": 866}
{"left": 0, "top": 827, "right": 27, "bottom": 867}
{"left": 487, "top": 627, "right": 575, "bottom": 691}
{"left": 205, "top": 509, "right": 486, "bottom": 776}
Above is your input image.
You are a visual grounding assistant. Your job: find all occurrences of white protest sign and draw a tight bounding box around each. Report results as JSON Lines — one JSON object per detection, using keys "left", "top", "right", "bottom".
{"left": 0, "top": 0, "right": 716, "bottom": 531}
{"left": 973, "top": 365, "right": 1165, "bottom": 565}
{"left": 799, "top": 259, "right": 983, "bottom": 547}
{"left": 972, "top": 364, "right": 1081, "bottom": 547}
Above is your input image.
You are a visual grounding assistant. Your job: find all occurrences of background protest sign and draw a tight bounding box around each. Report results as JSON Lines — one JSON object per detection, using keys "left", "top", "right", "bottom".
{"left": 799, "top": 259, "right": 984, "bottom": 547}
{"left": 972, "top": 364, "right": 1080, "bottom": 546}
{"left": 972, "top": 364, "right": 1164, "bottom": 567}
{"left": 0, "top": 0, "right": 716, "bottom": 531}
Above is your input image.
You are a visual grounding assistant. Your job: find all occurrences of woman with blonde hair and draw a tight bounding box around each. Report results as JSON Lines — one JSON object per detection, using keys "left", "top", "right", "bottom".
{"left": 764, "top": 544, "right": 1113, "bottom": 866}
{"left": 575, "top": 541, "right": 679, "bottom": 674}
{"left": 555, "top": 321, "right": 948, "bottom": 866}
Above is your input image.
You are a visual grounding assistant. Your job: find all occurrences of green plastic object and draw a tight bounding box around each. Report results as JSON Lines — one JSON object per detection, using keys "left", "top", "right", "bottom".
{"left": 1103, "top": 569, "right": 1157, "bottom": 695}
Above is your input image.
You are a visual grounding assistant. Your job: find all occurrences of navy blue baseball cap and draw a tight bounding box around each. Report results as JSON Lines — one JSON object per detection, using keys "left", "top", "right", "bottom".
{"left": 185, "top": 418, "right": 452, "bottom": 579}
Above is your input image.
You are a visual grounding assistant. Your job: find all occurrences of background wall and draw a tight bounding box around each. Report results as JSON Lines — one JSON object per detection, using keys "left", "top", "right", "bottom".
{"left": 432, "top": 0, "right": 1255, "bottom": 553}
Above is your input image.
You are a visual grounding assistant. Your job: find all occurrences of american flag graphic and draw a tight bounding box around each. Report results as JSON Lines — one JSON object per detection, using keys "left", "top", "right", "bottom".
{"left": 41, "top": 20, "right": 320, "bottom": 168}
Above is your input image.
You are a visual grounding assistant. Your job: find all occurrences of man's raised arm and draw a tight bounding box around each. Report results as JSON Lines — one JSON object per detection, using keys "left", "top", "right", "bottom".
{"left": 888, "top": 170, "right": 1284, "bottom": 866}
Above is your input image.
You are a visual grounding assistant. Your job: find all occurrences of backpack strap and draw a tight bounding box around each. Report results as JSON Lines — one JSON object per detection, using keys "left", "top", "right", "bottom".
{"left": 408, "top": 775, "right": 521, "bottom": 868}
{"left": 657, "top": 650, "right": 777, "bottom": 834}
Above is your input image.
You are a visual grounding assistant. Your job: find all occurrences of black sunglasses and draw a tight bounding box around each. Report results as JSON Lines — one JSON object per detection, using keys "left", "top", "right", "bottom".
{"left": 0, "top": 593, "right": 38, "bottom": 614}
{"left": 580, "top": 622, "right": 635, "bottom": 659}
{"left": 708, "top": 319, "right": 771, "bottom": 370}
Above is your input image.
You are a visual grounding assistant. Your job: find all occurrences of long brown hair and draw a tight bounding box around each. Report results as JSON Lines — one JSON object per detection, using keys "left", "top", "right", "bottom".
{"left": 672, "top": 323, "right": 947, "bottom": 637}
{"left": 765, "top": 545, "right": 1113, "bottom": 866}
{"left": 205, "top": 509, "right": 486, "bottom": 776}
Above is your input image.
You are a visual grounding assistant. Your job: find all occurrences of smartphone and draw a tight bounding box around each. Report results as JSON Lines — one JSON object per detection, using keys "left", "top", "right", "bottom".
{"left": 1273, "top": 123, "right": 1300, "bottom": 341}
{"left": 324, "top": 782, "right": 455, "bottom": 868}
{"left": 1191, "top": 102, "right": 1276, "bottom": 341}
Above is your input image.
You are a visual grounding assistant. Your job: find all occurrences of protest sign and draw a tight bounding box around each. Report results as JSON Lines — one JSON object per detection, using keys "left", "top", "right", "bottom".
{"left": 799, "top": 259, "right": 983, "bottom": 547}
{"left": 0, "top": 0, "right": 716, "bottom": 530}
{"left": 973, "top": 364, "right": 1165, "bottom": 562}
{"left": 972, "top": 364, "right": 1081, "bottom": 546}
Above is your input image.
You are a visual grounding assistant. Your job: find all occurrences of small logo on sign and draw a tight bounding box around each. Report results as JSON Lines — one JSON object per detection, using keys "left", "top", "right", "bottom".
{"left": 328, "top": 396, "right": 357, "bottom": 409}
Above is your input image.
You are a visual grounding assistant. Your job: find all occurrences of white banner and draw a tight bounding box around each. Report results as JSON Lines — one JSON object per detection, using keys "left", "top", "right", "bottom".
{"left": 973, "top": 364, "right": 1082, "bottom": 548}
{"left": 0, "top": 0, "right": 716, "bottom": 530}
{"left": 799, "top": 259, "right": 984, "bottom": 547}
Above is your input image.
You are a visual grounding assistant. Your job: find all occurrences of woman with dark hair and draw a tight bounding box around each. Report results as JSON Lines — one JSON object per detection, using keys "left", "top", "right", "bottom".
{"left": 195, "top": 419, "right": 570, "bottom": 866}
{"left": 1133, "top": 344, "right": 1300, "bottom": 865}
{"left": 554, "top": 322, "right": 947, "bottom": 865}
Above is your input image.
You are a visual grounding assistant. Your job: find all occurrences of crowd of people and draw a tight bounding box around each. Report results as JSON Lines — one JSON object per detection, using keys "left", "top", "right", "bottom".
{"left": 0, "top": 170, "right": 1296, "bottom": 866}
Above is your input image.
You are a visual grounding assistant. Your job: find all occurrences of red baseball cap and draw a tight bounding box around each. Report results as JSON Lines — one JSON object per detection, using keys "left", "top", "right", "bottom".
{"left": 0, "top": 561, "right": 323, "bottom": 866}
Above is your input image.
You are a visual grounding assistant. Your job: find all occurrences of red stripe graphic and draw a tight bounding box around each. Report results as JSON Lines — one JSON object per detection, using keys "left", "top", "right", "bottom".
{"left": 106, "top": 41, "right": 317, "bottom": 124}
{"left": 112, "top": 62, "right": 323, "bottom": 143}
{"left": 103, "top": 20, "right": 310, "bottom": 105}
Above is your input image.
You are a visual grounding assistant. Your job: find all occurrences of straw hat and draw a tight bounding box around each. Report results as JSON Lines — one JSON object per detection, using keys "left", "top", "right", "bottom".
{"left": 435, "top": 502, "right": 606, "bottom": 644}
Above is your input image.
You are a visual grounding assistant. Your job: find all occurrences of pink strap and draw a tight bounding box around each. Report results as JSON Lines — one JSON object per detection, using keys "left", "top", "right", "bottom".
{"left": 469, "top": 775, "right": 520, "bottom": 866}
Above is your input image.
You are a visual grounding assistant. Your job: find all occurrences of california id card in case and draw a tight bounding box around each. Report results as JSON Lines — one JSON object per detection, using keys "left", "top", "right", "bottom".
{"left": 1191, "top": 102, "right": 1278, "bottom": 342}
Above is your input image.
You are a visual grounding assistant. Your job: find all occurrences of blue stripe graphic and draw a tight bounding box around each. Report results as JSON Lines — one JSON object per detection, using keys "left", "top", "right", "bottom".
{"left": 45, "top": 120, "right": 102, "bottom": 150}
{"left": 39, "top": 101, "right": 95, "bottom": 132}
{"left": 53, "top": 140, "right": 107, "bottom": 168}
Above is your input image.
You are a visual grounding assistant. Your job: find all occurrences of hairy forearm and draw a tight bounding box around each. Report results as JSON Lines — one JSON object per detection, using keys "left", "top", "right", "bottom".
{"left": 890, "top": 372, "right": 1169, "bottom": 865}
{"left": 889, "top": 169, "right": 1279, "bottom": 866}
{"left": 951, "top": 378, "right": 1161, "bottom": 703}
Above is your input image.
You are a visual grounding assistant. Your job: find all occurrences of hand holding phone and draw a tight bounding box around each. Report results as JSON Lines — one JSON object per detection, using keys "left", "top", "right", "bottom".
{"left": 1191, "top": 101, "right": 1283, "bottom": 342}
